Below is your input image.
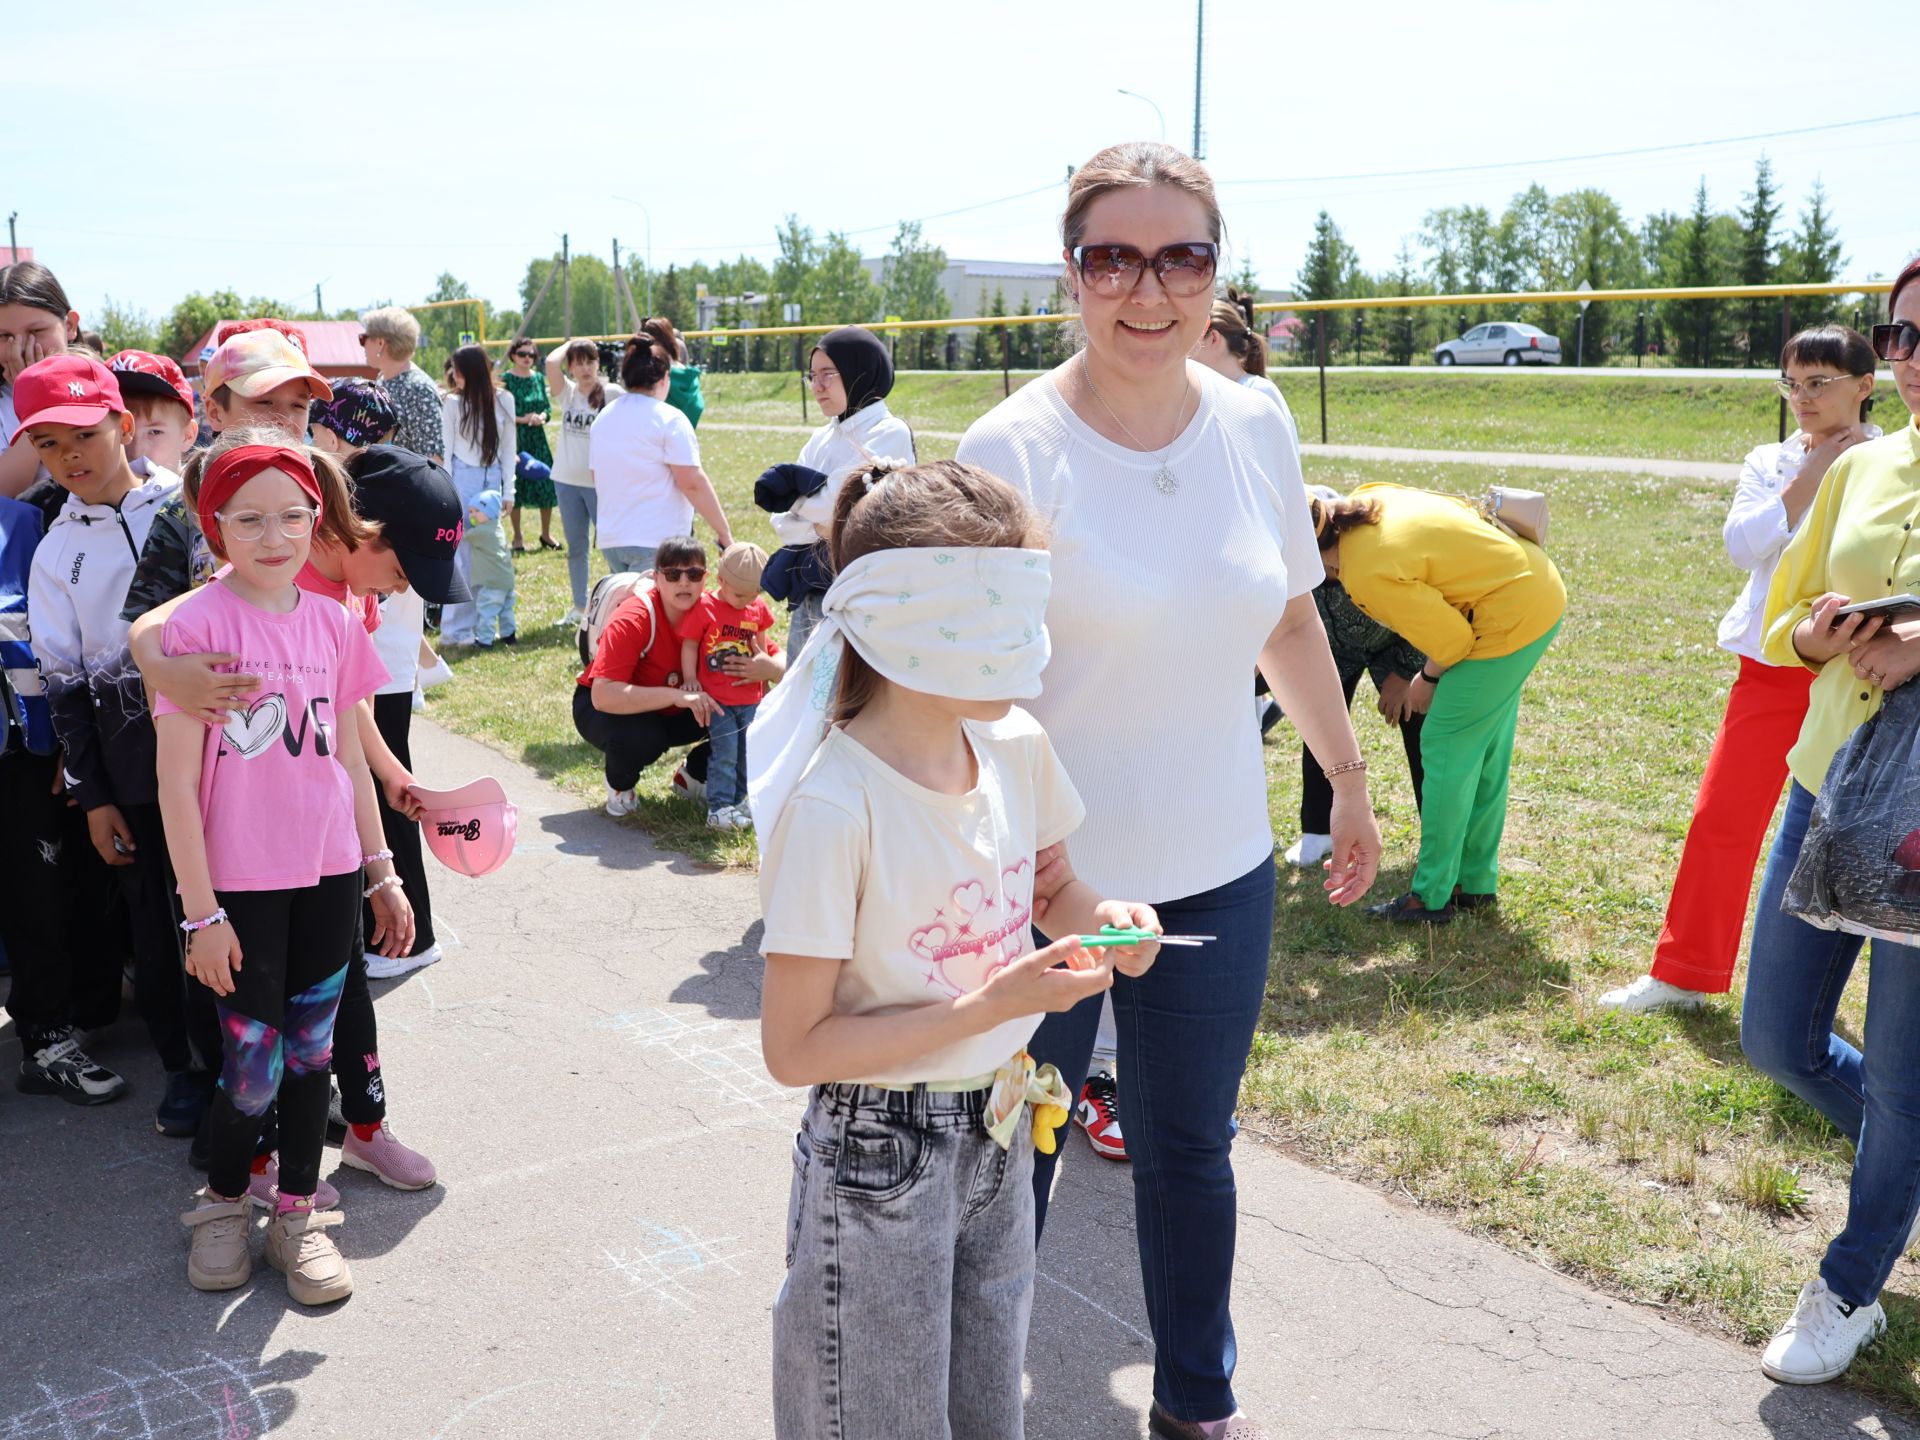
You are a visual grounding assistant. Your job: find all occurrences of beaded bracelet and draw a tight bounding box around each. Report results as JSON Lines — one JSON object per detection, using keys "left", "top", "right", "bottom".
{"left": 180, "top": 908, "right": 229, "bottom": 935}
{"left": 364, "top": 875, "right": 405, "bottom": 900}
{"left": 362, "top": 849, "right": 395, "bottom": 867}
{"left": 1323, "top": 759, "right": 1369, "bottom": 780}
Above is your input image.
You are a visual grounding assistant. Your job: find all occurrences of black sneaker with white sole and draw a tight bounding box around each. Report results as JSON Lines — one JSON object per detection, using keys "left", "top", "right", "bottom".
{"left": 17, "top": 1027, "right": 129, "bottom": 1106}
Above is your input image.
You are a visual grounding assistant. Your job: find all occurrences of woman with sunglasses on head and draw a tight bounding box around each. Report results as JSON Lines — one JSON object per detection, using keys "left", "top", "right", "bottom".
{"left": 1600, "top": 326, "right": 1878, "bottom": 1016}
{"left": 958, "top": 142, "right": 1380, "bottom": 1440}
{"left": 1740, "top": 255, "right": 1920, "bottom": 1386}
{"left": 501, "top": 341, "right": 557, "bottom": 554}
{"left": 762, "top": 327, "right": 916, "bottom": 659}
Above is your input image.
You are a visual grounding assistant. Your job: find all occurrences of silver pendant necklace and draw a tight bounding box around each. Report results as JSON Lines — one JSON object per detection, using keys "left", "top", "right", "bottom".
{"left": 1080, "top": 356, "right": 1194, "bottom": 496}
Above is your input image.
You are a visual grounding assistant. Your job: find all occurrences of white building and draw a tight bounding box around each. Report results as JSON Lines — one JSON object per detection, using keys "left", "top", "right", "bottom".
{"left": 861, "top": 257, "right": 1066, "bottom": 320}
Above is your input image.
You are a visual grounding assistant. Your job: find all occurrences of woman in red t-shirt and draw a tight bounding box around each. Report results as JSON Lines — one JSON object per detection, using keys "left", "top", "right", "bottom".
{"left": 573, "top": 535, "right": 732, "bottom": 816}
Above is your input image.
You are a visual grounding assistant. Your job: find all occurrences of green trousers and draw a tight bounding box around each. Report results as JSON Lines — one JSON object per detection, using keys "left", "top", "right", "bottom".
{"left": 1411, "top": 622, "right": 1560, "bottom": 909}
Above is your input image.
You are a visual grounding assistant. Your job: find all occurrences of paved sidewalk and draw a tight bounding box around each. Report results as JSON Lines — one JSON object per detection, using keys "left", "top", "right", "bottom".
{"left": 1, "top": 720, "right": 1911, "bottom": 1439}
{"left": 702, "top": 421, "right": 1741, "bottom": 481}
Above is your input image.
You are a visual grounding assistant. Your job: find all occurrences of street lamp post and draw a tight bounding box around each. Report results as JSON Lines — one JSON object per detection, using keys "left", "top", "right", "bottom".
{"left": 611, "top": 195, "right": 653, "bottom": 317}
{"left": 1116, "top": 89, "right": 1166, "bottom": 141}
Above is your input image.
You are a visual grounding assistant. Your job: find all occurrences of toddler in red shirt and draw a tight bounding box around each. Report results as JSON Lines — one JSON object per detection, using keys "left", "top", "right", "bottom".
{"left": 676, "top": 542, "right": 781, "bottom": 831}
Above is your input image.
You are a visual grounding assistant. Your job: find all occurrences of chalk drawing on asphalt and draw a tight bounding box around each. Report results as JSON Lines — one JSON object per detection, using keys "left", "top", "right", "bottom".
{"left": 598, "top": 1008, "right": 799, "bottom": 1114}
{"left": 4, "top": 1353, "right": 283, "bottom": 1439}
{"left": 603, "top": 1221, "right": 752, "bottom": 1313}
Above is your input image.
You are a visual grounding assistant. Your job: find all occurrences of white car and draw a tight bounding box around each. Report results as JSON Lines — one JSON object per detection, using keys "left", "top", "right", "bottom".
{"left": 1434, "top": 322, "right": 1562, "bottom": 367}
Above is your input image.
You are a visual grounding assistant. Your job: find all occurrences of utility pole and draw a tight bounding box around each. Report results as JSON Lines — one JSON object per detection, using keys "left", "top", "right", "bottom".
{"left": 315, "top": 282, "right": 324, "bottom": 316}
{"left": 613, "top": 239, "right": 628, "bottom": 330}
{"left": 1191, "top": 0, "right": 1205, "bottom": 159}
{"left": 6, "top": 212, "right": 17, "bottom": 263}
{"left": 561, "top": 233, "right": 572, "bottom": 340}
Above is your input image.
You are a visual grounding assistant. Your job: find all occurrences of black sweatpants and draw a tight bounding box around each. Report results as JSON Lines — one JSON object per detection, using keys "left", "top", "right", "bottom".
{"left": 0, "top": 749, "right": 77, "bottom": 1047}
{"left": 62, "top": 804, "right": 129, "bottom": 1031}
{"left": 362, "top": 691, "right": 434, "bottom": 957}
{"left": 201, "top": 871, "right": 358, "bottom": 1202}
{"left": 120, "top": 800, "right": 221, "bottom": 1075}
{"left": 571, "top": 684, "right": 710, "bottom": 792}
{"left": 1299, "top": 669, "right": 1427, "bottom": 834}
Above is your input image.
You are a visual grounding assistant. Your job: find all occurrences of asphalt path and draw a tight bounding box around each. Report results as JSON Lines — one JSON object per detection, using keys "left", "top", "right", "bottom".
{"left": 2, "top": 720, "right": 1913, "bottom": 1439}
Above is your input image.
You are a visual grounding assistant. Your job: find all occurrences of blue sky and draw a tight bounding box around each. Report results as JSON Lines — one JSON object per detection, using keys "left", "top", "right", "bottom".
{"left": 5, "top": 0, "right": 1912, "bottom": 325}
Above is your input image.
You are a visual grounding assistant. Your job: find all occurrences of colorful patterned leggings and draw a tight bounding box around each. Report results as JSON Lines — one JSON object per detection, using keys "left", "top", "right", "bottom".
{"left": 199, "top": 871, "right": 359, "bottom": 1201}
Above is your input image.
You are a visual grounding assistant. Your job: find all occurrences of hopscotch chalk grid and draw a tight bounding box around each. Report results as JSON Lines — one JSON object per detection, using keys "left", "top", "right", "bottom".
{"left": 5, "top": 1354, "right": 282, "bottom": 1439}
{"left": 603, "top": 1221, "right": 752, "bottom": 1313}
{"left": 598, "top": 1008, "right": 801, "bottom": 1115}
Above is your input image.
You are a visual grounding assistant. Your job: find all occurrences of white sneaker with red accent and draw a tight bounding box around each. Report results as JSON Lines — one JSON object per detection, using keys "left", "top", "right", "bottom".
{"left": 341, "top": 1121, "right": 437, "bottom": 1190}
{"left": 1077, "top": 1071, "right": 1128, "bottom": 1161}
{"left": 671, "top": 766, "right": 705, "bottom": 804}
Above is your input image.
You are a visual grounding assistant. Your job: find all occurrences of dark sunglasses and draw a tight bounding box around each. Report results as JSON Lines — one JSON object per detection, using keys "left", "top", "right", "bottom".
{"left": 1872, "top": 321, "right": 1919, "bottom": 363}
{"left": 656, "top": 566, "right": 706, "bottom": 583}
{"left": 1071, "top": 242, "right": 1218, "bottom": 297}
{"left": 356, "top": 333, "right": 369, "bottom": 345}
{"left": 512, "top": 349, "right": 536, "bottom": 360}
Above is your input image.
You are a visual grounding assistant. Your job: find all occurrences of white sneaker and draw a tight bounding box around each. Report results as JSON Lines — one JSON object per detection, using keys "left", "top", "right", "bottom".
{"left": 671, "top": 766, "right": 705, "bottom": 804}
{"left": 559, "top": 607, "right": 585, "bottom": 628}
{"left": 1761, "top": 1277, "right": 1885, "bottom": 1384}
{"left": 1283, "top": 833, "right": 1332, "bottom": 868}
{"left": 706, "top": 806, "right": 737, "bottom": 831}
{"left": 364, "top": 942, "right": 442, "bottom": 981}
{"left": 729, "top": 805, "right": 754, "bottom": 831}
{"left": 605, "top": 785, "right": 637, "bottom": 818}
{"left": 1597, "top": 974, "right": 1707, "bottom": 1014}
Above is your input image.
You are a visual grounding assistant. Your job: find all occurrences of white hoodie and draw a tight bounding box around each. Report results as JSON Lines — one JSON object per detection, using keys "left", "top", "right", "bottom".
{"left": 770, "top": 400, "right": 917, "bottom": 546}
{"left": 27, "top": 461, "right": 180, "bottom": 809}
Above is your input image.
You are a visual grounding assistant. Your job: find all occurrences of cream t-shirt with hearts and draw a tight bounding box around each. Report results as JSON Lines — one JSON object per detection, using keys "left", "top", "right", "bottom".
{"left": 154, "top": 578, "right": 388, "bottom": 891}
{"left": 758, "top": 706, "right": 1085, "bottom": 1087}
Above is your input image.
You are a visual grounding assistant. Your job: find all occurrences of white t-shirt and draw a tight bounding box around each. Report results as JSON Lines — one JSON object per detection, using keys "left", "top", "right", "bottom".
{"left": 770, "top": 400, "right": 917, "bottom": 546}
{"left": 441, "top": 388, "right": 518, "bottom": 470}
{"left": 554, "top": 376, "right": 624, "bottom": 487}
{"left": 957, "top": 361, "right": 1322, "bottom": 902}
{"left": 758, "top": 709, "right": 1085, "bottom": 1087}
{"left": 589, "top": 392, "right": 701, "bottom": 550}
{"left": 372, "top": 588, "right": 425, "bottom": 695}
{"left": 1240, "top": 373, "right": 1301, "bottom": 447}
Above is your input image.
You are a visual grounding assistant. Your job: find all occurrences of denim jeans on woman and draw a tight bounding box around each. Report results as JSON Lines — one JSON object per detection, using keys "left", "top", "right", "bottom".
{"left": 1027, "top": 856, "right": 1277, "bottom": 1423}
{"left": 774, "top": 1082, "right": 1035, "bottom": 1439}
{"left": 442, "top": 456, "right": 504, "bottom": 645}
{"left": 554, "top": 483, "right": 598, "bottom": 610}
{"left": 601, "top": 544, "right": 656, "bottom": 578}
{"left": 1742, "top": 781, "right": 1920, "bottom": 1308}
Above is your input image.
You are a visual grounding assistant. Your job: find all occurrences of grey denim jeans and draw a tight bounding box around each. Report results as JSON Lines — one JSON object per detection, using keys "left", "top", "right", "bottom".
{"left": 773, "top": 1082, "right": 1036, "bottom": 1440}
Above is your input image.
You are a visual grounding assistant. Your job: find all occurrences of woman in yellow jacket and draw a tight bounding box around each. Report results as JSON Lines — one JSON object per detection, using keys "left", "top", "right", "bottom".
{"left": 1313, "top": 484, "right": 1566, "bottom": 923}
{"left": 1740, "top": 254, "right": 1920, "bottom": 1387}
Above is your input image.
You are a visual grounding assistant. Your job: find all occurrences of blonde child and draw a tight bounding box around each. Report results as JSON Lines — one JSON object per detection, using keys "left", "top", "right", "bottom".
{"left": 156, "top": 439, "right": 410, "bottom": 1304}
{"left": 751, "top": 458, "right": 1162, "bottom": 1438}
{"left": 677, "top": 540, "right": 780, "bottom": 830}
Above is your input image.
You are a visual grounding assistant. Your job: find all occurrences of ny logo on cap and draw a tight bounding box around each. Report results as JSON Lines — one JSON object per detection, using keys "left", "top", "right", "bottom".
{"left": 66, "top": 381, "right": 86, "bottom": 397}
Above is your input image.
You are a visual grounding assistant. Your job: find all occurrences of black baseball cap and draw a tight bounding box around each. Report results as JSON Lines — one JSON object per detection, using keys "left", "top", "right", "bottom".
{"left": 345, "top": 445, "right": 472, "bottom": 605}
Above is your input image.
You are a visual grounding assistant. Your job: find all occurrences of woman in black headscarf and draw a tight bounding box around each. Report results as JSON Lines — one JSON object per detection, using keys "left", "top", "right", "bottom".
{"left": 758, "top": 327, "right": 917, "bottom": 655}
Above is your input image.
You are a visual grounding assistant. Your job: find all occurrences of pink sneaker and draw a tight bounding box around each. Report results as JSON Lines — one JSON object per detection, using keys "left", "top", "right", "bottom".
{"left": 246, "top": 1158, "right": 341, "bottom": 1210}
{"left": 341, "top": 1120, "right": 437, "bottom": 1190}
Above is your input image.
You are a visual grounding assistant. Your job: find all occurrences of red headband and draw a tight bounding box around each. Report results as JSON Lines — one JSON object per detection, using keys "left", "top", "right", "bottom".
{"left": 198, "top": 444, "right": 323, "bottom": 542}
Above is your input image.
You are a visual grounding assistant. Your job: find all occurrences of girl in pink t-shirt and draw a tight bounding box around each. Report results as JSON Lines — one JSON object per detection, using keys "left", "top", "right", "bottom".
{"left": 155, "top": 442, "right": 411, "bottom": 1306}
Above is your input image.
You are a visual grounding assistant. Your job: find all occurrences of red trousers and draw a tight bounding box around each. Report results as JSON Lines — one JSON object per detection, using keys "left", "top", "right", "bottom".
{"left": 1651, "top": 655, "right": 1814, "bottom": 993}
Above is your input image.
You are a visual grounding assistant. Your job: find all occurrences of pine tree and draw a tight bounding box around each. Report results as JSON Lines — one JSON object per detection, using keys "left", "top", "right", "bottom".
{"left": 1783, "top": 180, "right": 1845, "bottom": 323}
{"left": 1738, "top": 157, "right": 1783, "bottom": 366}
{"left": 1296, "top": 212, "right": 1356, "bottom": 358}
{"left": 1667, "top": 179, "right": 1722, "bottom": 367}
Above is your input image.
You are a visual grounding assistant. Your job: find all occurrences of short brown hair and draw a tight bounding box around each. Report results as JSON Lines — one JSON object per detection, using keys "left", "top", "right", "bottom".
{"left": 826, "top": 459, "right": 1043, "bottom": 723}
{"left": 125, "top": 391, "right": 193, "bottom": 426}
{"left": 1062, "top": 142, "right": 1224, "bottom": 252}
{"left": 621, "top": 335, "right": 672, "bottom": 392}
{"left": 361, "top": 306, "right": 421, "bottom": 360}
{"left": 1781, "top": 325, "right": 1878, "bottom": 422}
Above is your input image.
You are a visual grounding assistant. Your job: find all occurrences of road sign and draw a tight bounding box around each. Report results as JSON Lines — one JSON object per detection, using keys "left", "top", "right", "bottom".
{"left": 783, "top": 303, "right": 802, "bottom": 324}
{"left": 1577, "top": 279, "right": 1593, "bottom": 313}
{"left": 710, "top": 328, "right": 729, "bottom": 348}
{"left": 458, "top": 331, "right": 475, "bottom": 346}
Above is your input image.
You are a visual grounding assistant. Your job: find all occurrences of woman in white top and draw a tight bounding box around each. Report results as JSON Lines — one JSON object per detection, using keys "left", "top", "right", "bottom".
{"left": 1600, "top": 325, "right": 1878, "bottom": 1015}
{"left": 544, "top": 339, "right": 624, "bottom": 624}
{"left": 768, "top": 327, "right": 917, "bottom": 656}
{"left": 956, "top": 141, "right": 1380, "bottom": 1440}
{"left": 1191, "top": 286, "right": 1298, "bottom": 445}
{"left": 438, "top": 344, "right": 518, "bottom": 646}
{"left": 588, "top": 335, "right": 732, "bottom": 575}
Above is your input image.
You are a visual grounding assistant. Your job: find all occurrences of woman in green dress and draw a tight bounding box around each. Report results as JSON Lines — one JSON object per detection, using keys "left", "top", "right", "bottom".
{"left": 501, "top": 340, "right": 558, "bottom": 552}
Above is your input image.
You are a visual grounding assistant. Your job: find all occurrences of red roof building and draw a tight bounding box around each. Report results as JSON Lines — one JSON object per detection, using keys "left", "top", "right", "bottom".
{"left": 181, "top": 320, "right": 375, "bottom": 381}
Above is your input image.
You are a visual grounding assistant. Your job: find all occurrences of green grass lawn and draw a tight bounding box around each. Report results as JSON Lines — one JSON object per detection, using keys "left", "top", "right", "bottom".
{"left": 700, "top": 367, "right": 1794, "bottom": 462}
{"left": 430, "top": 419, "right": 1919, "bottom": 1411}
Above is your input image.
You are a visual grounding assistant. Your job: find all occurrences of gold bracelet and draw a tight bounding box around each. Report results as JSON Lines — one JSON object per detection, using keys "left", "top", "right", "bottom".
{"left": 1323, "top": 759, "right": 1369, "bottom": 780}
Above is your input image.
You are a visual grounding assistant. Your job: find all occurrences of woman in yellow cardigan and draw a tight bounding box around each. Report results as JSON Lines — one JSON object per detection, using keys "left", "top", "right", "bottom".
{"left": 1312, "top": 485, "right": 1566, "bottom": 923}
{"left": 1740, "top": 254, "right": 1920, "bottom": 1387}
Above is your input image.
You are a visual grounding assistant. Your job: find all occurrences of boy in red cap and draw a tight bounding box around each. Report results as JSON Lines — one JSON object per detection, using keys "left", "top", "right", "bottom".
{"left": 110, "top": 350, "right": 199, "bottom": 477}
{"left": 14, "top": 354, "right": 214, "bottom": 1127}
